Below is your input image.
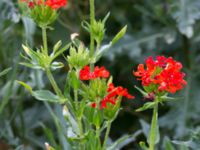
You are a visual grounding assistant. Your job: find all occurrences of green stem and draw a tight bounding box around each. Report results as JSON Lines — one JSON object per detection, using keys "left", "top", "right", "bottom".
{"left": 102, "top": 121, "right": 112, "bottom": 150}
{"left": 149, "top": 98, "right": 159, "bottom": 150}
{"left": 41, "top": 26, "right": 63, "bottom": 97}
{"left": 46, "top": 68, "right": 63, "bottom": 97}
{"left": 96, "top": 126, "right": 100, "bottom": 137}
{"left": 42, "top": 27, "right": 48, "bottom": 55}
{"left": 74, "top": 89, "right": 78, "bottom": 110}
{"left": 77, "top": 117, "right": 84, "bottom": 150}
{"left": 89, "top": 0, "right": 95, "bottom": 70}
{"left": 78, "top": 118, "right": 83, "bottom": 135}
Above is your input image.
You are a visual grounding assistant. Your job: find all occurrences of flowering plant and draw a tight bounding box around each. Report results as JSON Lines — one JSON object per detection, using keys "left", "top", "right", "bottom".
{"left": 133, "top": 56, "right": 187, "bottom": 150}
{"left": 17, "top": 0, "right": 188, "bottom": 149}
{"left": 18, "top": 0, "right": 136, "bottom": 149}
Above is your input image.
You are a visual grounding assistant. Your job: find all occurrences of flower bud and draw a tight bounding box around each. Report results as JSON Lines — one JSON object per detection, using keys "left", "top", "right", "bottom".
{"left": 91, "top": 20, "right": 105, "bottom": 45}
{"left": 67, "top": 44, "right": 90, "bottom": 69}
{"left": 19, "top": 0, "right": 67, "bottom": 27}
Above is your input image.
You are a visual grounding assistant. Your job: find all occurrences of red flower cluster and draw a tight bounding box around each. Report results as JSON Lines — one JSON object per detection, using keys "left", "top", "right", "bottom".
{"left": 20, "top": 0, "right": 67, "bottom": 9}
{"left": 80, "top": 66, "right": 110, "bottom": 80}
{"left": 133, "top": 56, "right": 187, "bottom": 94}
{"left": 46, "top": 0, "right": 67, "bottom": 9}
{"left": 92, "top": 83, "right": 135, "bottom": 109}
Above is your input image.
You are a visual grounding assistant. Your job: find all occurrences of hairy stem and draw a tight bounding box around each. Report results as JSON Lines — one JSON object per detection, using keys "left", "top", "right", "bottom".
{"left": 102, "top": 121, "right": 112, "bottom": 150}
{"left": 46, "top": 68, "right": 63, "bottom": 97}
{"left": 89, "top": 0, "right": 95, "bottom": 70}
{"left": 149, "top": 99, "right": 159, "bottom": 150}
{"left": 74, "top": 89, "right": 78, "bottom": 110}
{"left": 42, "top": 27, "right": 48, "bottom": 55}
{"left": 41, "top": 26, "right": 63, "bottom": 97}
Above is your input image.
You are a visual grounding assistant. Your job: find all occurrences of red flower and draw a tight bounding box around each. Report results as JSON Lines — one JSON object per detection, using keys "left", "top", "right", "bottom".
{"left": 20, "top": 0, "right": 67, "bottom": 9}
{"left": 28, "top": 1, "right": 35, "bottom": 8}
{"left": 133, "top": 56, "right": 187, "bottom": 94}
{"left": 45, "top": 0, "right": 67, "bottom": 9}
{"left": 100, "top": 83, "right": 134, "bottom": 109}
{"left": 80, "top": 66, "right": 110, "bottom": 80}
{"left": 91, "top": 102, "right": 96, "bottom": 108}
{"left": 94, "top": 66, "right": 110, "bottom": 79}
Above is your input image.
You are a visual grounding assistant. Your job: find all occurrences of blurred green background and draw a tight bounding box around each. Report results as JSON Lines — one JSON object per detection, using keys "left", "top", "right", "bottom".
{"left": 0, "top": 0, "right": 200, "bottom": 149}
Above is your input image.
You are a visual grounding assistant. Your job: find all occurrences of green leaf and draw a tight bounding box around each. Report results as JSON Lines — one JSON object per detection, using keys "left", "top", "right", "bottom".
{"left": 81, "top": 21, "right": 90, "bottom": 33}
{"left": 136, "top": 102, "right": 155, "bottom": 112}
{"left": 20, "top": 62, "right": 43, "bottom": 70}
{"left": 22, "top": 44, "right": 41, "bottom": 60}
{"left": 0, "top": 67, "right": 12, "bottom": 78}
{"left": 107, "top": 135, "right": 130, "bottom": 150}
{"left": 52, "top": 43, "right": 71, "bottom": 60}
{"left": 102, "top": 12, "right": 110, "bottom": 24}
{"left": 32, "top": 90, "right": 60, "bottom": 103}
{"left": 53, "top": 40, "right": 62, "bottom": 54}
{"left": 134, "top": 85, "right": 148, "bottom": 97}
{"left": 22, "top": 44, "right": 32, "bottom": 57}
{"left": 111, "top": 25, "right": 127, "bottom": 45}
{"left": 16, "top": 80, "right": 33, "bottom": 93}
{"left": 161, "top": 95, "right": 182, "bottom": 102}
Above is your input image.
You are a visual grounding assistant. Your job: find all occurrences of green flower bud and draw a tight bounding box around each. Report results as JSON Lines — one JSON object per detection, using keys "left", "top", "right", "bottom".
{"left": 30, "top": 5, "right": 58, "bottom": 27}
{"left": 67, "top": 44, "right": 90, "bottom": 69}
{"left": 91, "top": 20, "right": 105, "bottom": 45}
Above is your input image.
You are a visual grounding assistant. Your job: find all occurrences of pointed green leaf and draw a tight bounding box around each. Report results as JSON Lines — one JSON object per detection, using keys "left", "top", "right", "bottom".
{"left": 0, "top": 67, "right": 12, "bottom": 78}
{"left": 107, "top": 135, "right": 130, "bottom": 150}
{"left": 17, "top": 80, "right": 33, "bottom": 94}
{"left": 52, "top": 43, "right": 71, "bottom": 60}
{"left": 135, "top": 85, "right": 148, "bottom": 97}
{"left": 81, "top": 21, "right": 90, "bottom": 33}
{"left": 22, "top": 44, "right": 31, "bottom": 57}
{"left": 102, "top": 12, "right": 110, "bottom": 24}
{"left": 161, "top": 96, "right": 182, "bottom": 102}
{"left": 20, "top": 62, "right": 43, "bottom": 70}
{"left": 53, "top": 40, "right": 62, "bottom": 54}
{"left": 136, "top": 102, "right": 155, "bottom": 112}
{"left": 111, "top": 25, "right": 127, "bottom": 45}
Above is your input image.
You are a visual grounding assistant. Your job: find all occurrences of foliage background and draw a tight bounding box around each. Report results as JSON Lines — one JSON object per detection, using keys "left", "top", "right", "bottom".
{"left": 0, "top": 0, "right": 200, "bottom": 149}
